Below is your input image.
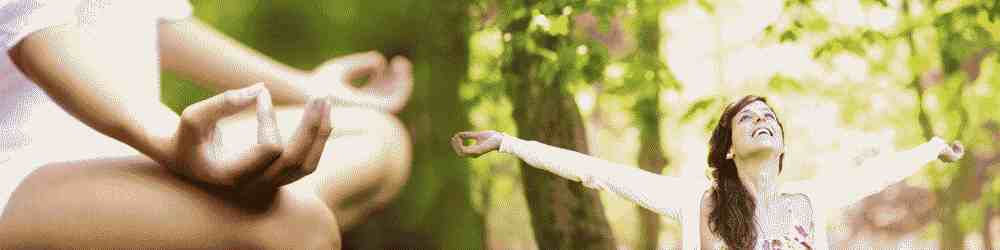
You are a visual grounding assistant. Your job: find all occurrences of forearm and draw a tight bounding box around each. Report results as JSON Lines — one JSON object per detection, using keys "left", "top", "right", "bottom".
{"left": 820, "top": 137, "right": 948, "bottom": 209}
{"left": 497, "top": 133, "right": 704, "bottom": 218}
{"left": 856, "top": 137, "right": 947, "bottom": 188}
{"left": 9, "top": 24, "right": 176, "bottom": 164}
{"left": 498, "top": 133, "right": 589, "bottom": 182}
{"left": 158, "top": 18, "right": 310, "bottom": 105}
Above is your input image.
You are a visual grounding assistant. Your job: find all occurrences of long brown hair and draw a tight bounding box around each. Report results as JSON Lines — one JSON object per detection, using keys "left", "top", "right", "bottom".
{"left": 707, "top": 95, "right": 785, "bottom": 249}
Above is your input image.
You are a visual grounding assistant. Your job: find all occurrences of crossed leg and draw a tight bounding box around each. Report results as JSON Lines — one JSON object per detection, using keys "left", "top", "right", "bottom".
{"left": 227, "top": 105, "right": 412, "bottom": 230}
{"left": 0, "top": 105, "right": 411, "bottom": 249}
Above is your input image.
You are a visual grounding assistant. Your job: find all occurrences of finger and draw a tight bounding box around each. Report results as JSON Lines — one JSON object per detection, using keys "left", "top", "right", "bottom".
{"left": 338, "top": 51, "right": 388, "bottom": 82}
{"left": 385, "top": 56, "right": 413, "bottom": 104}
{"left": 222, "top": 143, "right": 283, "bottom": 187}
{"left": 455, "top": 131, "right": 484, "bottom": 151}
{"left": 276, "top": 98, "right": 333, "bottom": 186}
{"left": 349, "top": 55, "right": 413, "bottom": 112}
{"left": 454, "top": 134, "right": 479, "bottom": 157}
{"left": 466, "top": 143, "right": 491, "bottom": 156}
{"left": 457, "top": 131, "right": 478, "bottom": 140}
{"left": 181, "top": 84, "right": 267, "bottom": 130}
{"left": 258, "top": 97, "right": 328, "bottom": 186}
{"left": 451, "top": 134, "right": 467, "bottom": 156}
{"left": 390, "top": 56, "right": 412, "bottom": 80}
{"left": 255, "top": 85, "right": 282, "bottom": 146}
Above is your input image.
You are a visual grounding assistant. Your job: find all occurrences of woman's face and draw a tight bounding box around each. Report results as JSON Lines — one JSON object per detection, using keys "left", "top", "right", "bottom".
{"left": 729, "top": 101, "right": 784, "bottom": 160}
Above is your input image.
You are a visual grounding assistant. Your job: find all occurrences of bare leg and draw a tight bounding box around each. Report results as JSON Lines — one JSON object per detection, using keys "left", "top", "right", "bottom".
{"left": 0, "top": 105, "right": 410, "bottom": 248}
{"left": 0, "top": 156, "right": 339, "bottom": 249}
{"left": 219, "top": 105, "right": 412, "bottom": 230}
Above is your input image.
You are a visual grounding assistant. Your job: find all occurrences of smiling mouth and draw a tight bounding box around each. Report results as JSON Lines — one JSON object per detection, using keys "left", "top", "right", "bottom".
{"left": 753, "top": 127, "right": 773, "bottom": 137}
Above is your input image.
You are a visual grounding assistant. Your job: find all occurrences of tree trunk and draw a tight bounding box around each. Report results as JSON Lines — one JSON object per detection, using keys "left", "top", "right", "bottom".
{"left": 307, "top": 1, "right": 485, "bottom": 249}
{"left": 509, "top": 82, "right": 617, "bottom": 250}
{"left": 635, "top": 97, "right": 667, "bottom": 250}
{"left": 902, "top": 2, "right": 962, "bottom": 246}
{"left": 631, "top": 5, "right": 669, "bottom": 249}
{"left": 938, "top": 204, "right": 965, "bottom": 249}
{"left": 505, "top": 19, "right": 617, "bottom": 248}
{"left": 984, "top": 205, "right": 994, "bottom": 250}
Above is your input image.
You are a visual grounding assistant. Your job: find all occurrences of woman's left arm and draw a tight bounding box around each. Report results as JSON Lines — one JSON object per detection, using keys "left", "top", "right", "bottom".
{"left": 157, "top": 18, "right": 412, "bottom": 111}
{"left": 808, "top": 137, "right": 962, "bottom": 210}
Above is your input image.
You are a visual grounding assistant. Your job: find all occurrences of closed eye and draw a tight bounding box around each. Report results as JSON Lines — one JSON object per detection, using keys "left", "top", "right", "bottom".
{"left": 739, "top": 115, "right": 750, "bottom": 122}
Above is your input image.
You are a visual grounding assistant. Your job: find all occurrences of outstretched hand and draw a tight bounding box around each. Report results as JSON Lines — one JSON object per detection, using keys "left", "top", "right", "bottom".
{"left": 166, "top": 83, "right": 333, "bottom": 201}
{"left": 938, "top": 141, "right": 964, "bottom": 163}
{"left": 308, "top": 51, "right": 413, "bottom": 113}
{"left": 451, "top": 131, "right": 503, "bottom": 158}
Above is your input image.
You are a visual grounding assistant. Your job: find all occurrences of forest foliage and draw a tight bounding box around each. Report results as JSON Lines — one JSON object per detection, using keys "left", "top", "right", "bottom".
{"left": 162, "top": 0, "right": 999, "bottom": 249}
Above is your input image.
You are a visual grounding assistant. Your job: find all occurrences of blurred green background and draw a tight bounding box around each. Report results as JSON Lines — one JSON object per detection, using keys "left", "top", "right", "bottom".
{"left": 161, "top": 0, "right": 1000, "bottom": 249}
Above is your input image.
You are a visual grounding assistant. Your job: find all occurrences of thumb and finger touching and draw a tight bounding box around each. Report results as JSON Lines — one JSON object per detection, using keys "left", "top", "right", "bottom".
{"left": 245, "top": 97, "right": 332, "bottom": 189}
{"left": 274, "top": 97, "right": 333, "bottom": 186}
{"left": 339, "top": 51, "right": 388, "bottom": 82}
{"left": 373, "top": 56, "right": 413, "bottom": 112}
{"left": 182, "top": 83, "right": 267, "bottom": 131}
{"left": 452, "top": 131, "right": 501, "bottom": 157}
{"left": 178, "top": 84, "right": 274, "bottom": 185}
{"left": 324, "top": 52, "right": 412, "bottom": 113}
{"left": 220, "top": 84, "right": 285, "bottom": 186}
{"left": 181, "top": 84, "right": 336, "bottom": 198}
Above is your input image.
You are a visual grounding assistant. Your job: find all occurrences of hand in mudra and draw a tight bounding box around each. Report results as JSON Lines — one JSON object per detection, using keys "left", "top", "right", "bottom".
{"left": 166, "top": 84, "right": 333, "bottom": 200}
{"left": 451, "top": 130, "right": 503, "bottom": 158}
{"left": 938, "top": 140, "right": 964, "bottom": 163}
{"left": 309, "top": 51, "right": 413, "bottom": 113}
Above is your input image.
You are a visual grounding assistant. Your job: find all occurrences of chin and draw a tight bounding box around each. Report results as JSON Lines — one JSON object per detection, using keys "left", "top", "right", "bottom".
{"left": 740, "top": 142, "right": 779, "bottom": 158}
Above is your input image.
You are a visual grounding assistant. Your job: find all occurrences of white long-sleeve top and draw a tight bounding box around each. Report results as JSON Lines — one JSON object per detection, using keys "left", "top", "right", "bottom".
{"left": 498, "top": 133, "right": 948, "bottom": 250}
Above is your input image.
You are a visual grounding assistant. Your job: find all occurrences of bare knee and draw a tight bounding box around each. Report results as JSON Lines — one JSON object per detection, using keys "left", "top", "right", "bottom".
{"left": 335, "top": 107, "right": 411, "bottom": 158}
{"left": 366, "top": 109, "right": 412, "bottom": 201}
{"left": 0, "top": 220, "right": 12, "bottom": 249}
{"left": 333, "top": 108, "right": 412, "bottom": 201}
{"left": 250, "top": 189, "right": 341, "bottom": 249}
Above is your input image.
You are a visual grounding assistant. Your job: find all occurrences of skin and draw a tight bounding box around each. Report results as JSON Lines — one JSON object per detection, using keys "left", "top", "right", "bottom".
{"left": 0, "top": 14, "right": 412, "bottom": 249}
{"left": 453, "top": 100, "right": 966, "bottom": 249}
{"left": 728, "top": 101, "right": 785, "bottom": 215}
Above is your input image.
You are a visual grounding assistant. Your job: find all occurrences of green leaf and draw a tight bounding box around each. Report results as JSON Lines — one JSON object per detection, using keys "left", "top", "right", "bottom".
{"left": 550, "top": 14, "right": 570, "bottom": 35}
{"left": 764, "top": 24, "right": 776, "bottom": 35}
{"left": 697, "top": 0, "right": 715, "bottom": 13}
{"left": 780, "top": 30, "right": 799, "bottom": 42}
{"left": 767, "top": 74, "right": 805, "bottom": 92}
{"left": 681, "top": 97, "right": 721, "bottom": 123}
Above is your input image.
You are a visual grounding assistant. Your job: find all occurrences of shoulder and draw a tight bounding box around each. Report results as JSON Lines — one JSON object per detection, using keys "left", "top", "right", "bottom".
{"left": 0, "top": 0, "right": 79, "bottom": 18}
{"left": 697, "top": 188, "right": 718, "bottom": 233}
{"left": 700, "top": 188, "right": 714, "bottom": 215}
{"left": 1, "top": 0, "right": 81, "bottom": 50}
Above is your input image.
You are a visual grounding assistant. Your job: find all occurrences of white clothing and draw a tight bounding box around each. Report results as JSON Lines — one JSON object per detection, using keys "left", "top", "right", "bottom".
{"left": 0, "top": 0, "right": 193, "bottom": 214}
{"left": 498, "top": 133, "right": 947, "bottom": 250}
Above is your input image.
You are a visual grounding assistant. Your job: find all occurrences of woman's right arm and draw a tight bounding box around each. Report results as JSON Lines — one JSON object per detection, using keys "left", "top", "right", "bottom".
{"left": 452, "top": 131, "right": 707, "bottom": 219}
{"left": 9, "top": 23, "right": 333, "bottom": 196}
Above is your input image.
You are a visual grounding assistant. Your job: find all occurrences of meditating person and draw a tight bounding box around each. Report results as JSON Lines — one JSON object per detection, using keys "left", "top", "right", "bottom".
{"left": 0, "top": 0, "right": 411, "bottom": 249}
{"left": 452, "top": 95, "right": 964, "bottom": 250}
